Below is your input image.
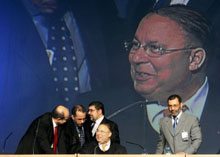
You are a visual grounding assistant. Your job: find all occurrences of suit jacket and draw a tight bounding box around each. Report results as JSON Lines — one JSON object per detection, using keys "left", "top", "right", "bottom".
{"left": 16, "top": 113, "right": 67, "bottom": 154}
{"left": 81, "top": 141, "right": 127, "bottom": 154}
{"left": 156, "top": 112, "right": 202, "bottom": 154}
{"left": 64, "top": 119, "right": 92, "bottom": 154}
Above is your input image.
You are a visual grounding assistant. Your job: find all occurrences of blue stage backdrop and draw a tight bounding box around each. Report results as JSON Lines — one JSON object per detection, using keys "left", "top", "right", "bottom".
{"left": 0, "top": 0, "right": 220, "bottom": 154}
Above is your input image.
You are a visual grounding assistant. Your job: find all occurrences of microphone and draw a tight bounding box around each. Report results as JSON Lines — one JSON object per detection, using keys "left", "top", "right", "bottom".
{"left": 94, "top": 145, "right": 99, "bottom": 154}
{"left": 107, "top": 100, "right": 158, "bottom": 119}
{"left": 2, "top": 132, "right": 13, "bottom": 153}
{"left": 126, "top": 141, "right": 148, "bottom": 154}
{"left": 33, "top": 118, "right": 41, "bottom": 154}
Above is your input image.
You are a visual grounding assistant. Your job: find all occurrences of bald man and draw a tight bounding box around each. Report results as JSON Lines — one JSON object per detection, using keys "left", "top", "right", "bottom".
{"left": 16, "top": 105, "right": 69, "bottom": 154}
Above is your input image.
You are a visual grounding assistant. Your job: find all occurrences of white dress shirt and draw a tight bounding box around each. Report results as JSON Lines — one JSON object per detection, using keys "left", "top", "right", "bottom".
{"left": 99, "top": 140, "right": 111, "bottom": 152}
{"left": 92, "top": 116, "right": 104, "bottom": 136}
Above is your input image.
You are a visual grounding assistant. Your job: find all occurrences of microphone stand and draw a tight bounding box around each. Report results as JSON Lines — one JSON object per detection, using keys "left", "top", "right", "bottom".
{"left": 94, "top": 145, "right": 99, "bottom": 154}
{"left": 33, "top": 118, "right": 41, "bottom": 154}
{"left": 126, "top": 141, "right": 148, "bottom": 154}
{"left": 107, "top": 100, "right": 158, "bottom": 119}
{"left": 2, "top": 132, "right": 13, "bottom": 153}
{"left": 106, "top": 100, "right": 159, "bottom": 154}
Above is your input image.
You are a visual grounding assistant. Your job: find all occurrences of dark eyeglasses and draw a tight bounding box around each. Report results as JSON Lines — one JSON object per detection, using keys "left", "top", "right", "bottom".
{"left": 76, "top": 118, "right": 86, "bottom": 121}
{"left": 124, "top": 41, "right": 196, "bottom": 57}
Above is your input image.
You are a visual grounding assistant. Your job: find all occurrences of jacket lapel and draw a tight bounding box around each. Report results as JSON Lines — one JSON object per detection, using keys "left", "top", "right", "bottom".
{"left": 165, "top": 116, "right": 174, "bottom": 136}
{"left": 16, "top": 3, "right": 55, "bottom": 83}
{"left": 70, "top": 120, "right": 80, "bottom": 141}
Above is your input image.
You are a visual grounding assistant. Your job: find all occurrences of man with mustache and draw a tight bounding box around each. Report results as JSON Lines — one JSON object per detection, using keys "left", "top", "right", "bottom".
{"left": 156, "top": 95, "right": 202, "bottom": 154}
{"left": 88, "top": 101, "right": 120, "bottom": 144}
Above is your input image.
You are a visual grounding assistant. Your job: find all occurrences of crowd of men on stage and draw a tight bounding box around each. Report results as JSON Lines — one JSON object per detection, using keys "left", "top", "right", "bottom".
{"left": 15, "top": 94, "right": 202, "bottom": 154}
{"left": 15, "top": 101, "right": 127, "bottom": 154}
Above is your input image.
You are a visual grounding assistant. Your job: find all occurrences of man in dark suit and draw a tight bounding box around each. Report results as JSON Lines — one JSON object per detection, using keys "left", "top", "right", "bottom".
{"left": 81, "top": 122, "right": 127, "bottom": 154}
{"left": 156, "top": 95, "right": 202, "bottom": 154}
{"left": 88, "top": 101, "right": 120, "bottom": 144}
{"left": 16, "top": 105, "right": 69, "bottom": 154}
{"left": 0, "top": 0, "right": 110, "bottom": 153}
{"left": 64, "top": 105, "right": 92, "bottom": 154}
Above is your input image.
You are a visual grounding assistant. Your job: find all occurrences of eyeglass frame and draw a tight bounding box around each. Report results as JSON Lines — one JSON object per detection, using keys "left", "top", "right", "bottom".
{"left": 75, "top": 118, "right": 87, "bottom": 121}
{"left": 96, "top": 130, "right": 110, "bottom": 134}
{"left": 124, "top": 40, "right": 197, "bottom": 57}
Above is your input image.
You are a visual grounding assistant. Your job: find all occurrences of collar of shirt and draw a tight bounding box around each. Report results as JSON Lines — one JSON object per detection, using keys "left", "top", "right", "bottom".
{"left": 172, "top": 111, "right": 182, "bottom": 125}
{"left": 95, "top": 116, "right": 104, "bottom": 125}
{"left": 74, "top": 122, "right": 84, "bottom": 134}
{"left": 52, "top": 118, "right": 58, "bottom": 133}
{"left": 155, "top": 0, "right": 190, "bottom": 6}
{"left": 98, "top": 140, "right": 111, "bottom": 152}
{"left": 184, "top": 77, "right": 209, "bottom": 119}
{"left": 22, "top": 0, "right": 49, "bottom": 48}
{"left": 92, "top": 116, "right": 104, "bottom": 136}
{"left": 146, "top": 77, "right": 208, "bottom": 133}
{"left": 170, "top": 0, "right": 190, "bottom": 5}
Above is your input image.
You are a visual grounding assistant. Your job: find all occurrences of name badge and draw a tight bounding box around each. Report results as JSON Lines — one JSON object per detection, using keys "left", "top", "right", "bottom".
{"left": 181, "top": 131, "right": 188, "bottom": 141}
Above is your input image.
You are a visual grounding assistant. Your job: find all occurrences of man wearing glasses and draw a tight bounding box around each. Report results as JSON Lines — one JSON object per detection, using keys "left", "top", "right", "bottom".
{"left": 115, "top": 5, "right": 219, "bottom": 153}
{"left": 88, "top": 101, "right": 120, "bottom": 144}
{"left": 64, "top": 105, "right": 92, "bottom": 154}
{"left": 81, "top": 123, "right": 127, "bottom": 154}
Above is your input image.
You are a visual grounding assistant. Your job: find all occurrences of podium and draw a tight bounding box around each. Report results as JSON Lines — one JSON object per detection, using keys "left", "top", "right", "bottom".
{"left": 0, "top": 154, "right": 219, "bottom": 157}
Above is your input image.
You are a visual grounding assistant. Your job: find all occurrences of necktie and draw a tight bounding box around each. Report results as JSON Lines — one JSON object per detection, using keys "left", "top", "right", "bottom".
{"left": 53, "top": 126, "right": 58, "bottom": 154}
{"left": 173, "top": 117, "right": 178, "bottom": 133}
{"left": 102, "top": 144, "right": 106, "bottom": 152}
{"left": 47, "top": 17, "right": 79, "bottom": 106}
{"left": 154, "top": 0, "right": 171, "bottom": 9}
{"left": 78, "top": 126, "right": 85, "bottom": 147}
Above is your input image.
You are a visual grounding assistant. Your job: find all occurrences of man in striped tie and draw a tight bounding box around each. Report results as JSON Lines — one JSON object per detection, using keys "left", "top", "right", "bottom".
{"left": 64, "top": 105, "right": 93, "bottom": 154}
{"left": 156, "top": 95, "right": 202, "bottom": 154}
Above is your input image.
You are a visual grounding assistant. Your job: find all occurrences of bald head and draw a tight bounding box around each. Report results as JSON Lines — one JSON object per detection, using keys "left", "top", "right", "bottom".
{"left": 52, "top": 105, "right": 69, "bottom": 125}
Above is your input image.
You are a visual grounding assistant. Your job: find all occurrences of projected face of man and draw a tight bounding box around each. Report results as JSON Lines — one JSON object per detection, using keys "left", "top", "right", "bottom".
{"left": 30, "top": 0, "right": 61, "bottom": 14}
{"left": 129, "top": 14, "right": 193, "bottom": 103}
